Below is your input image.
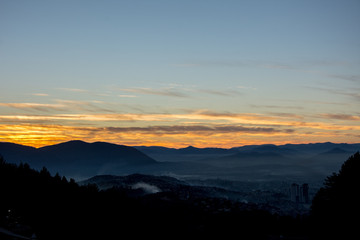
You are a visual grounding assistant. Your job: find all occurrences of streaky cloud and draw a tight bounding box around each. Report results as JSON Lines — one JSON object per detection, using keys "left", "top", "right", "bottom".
{"left": 104, "top": 124, "right": 294, "bottom": 135}
{"left": 328, "top": 74, "right": 360, "bottom": 83}
{"left": 118, "top": 95, "right": 137, "bottom": 98}
{"left": 0, "top": 102, "right": 64, "bottom": 112}
{"left": 0, "top": 122, "right": 358, "bottom": 149}
{"left": 319, "top": 113, "right": 360, "bottom": 121}
{"left": 250, "top": 104, "right": 304, "bottom": 110}
{"left": 58, "top": 88, "right": 89, "bottom": 93}
{"left": 265, "top": 112, "right": 304, "bottom": 119}
{"left": 120, "top": 87, "right": 189, "bottom": 98}
{"left": 306, "top": 86, "right": 360, "bottom": 101}
{"left": 197, "top": 89, "right": 242, "bottom": 96}
{"left": 32, "top": 93, "right": 49, "bottom": 97}
{"left": 54, "top": 99, "right": 115, "bottom": 113}
{"left": 0, "top": 100, "right": 115, "bottom": 113}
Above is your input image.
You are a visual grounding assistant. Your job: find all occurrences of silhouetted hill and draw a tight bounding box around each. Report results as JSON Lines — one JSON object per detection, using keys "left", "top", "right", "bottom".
{"left": 80, "top": 173, "right": 296, "bottom": 214}
{"left": 81, "top": 172, "right": 182, "bottom": 190}
{"left": 0, "top": 142, "right": 38, "bottom": 163}
{"left": 311, "top": 152, "right": 360, "bottom": 239}
{"left": 134, "top": 146, "right": 176, "bottom": 154}
{"left": 177, "top": 145, "right": 232, "bottom": 155}
{"left": 0, "top": 158, "right": 311, "bottom": 239}
{"left": 135, "top": 143, "right": 360, "bottom": 182}
{"left": 1, "top": 141, "right": 359, "bottom": 182}
{"left": 134, "top": 145, "right": 235, "bottom": 162}
{"left": 135, "top": 146, "right": 233, "bottom": 161}
{"left": 138, "top": 142, "right": 360, "bottom": 162}
{"left": 0, "top": 141, "right": 156, "bottom": 179}
{"left": 297, "top": 147, "right": 356, "bottom": 177}
{"left": 322, "top": 147, "right": 350, "bottom": 154}
{"left": 251, "top": 145, "right": 298, "bottom": 156}
{"left": 282, "top": 142, "right": 360, "bottom": 155}
{"left": 81, "top": 173, "right": 188, "bottom": 192}
{"left": 38, "top": 140, "right": 155, "bottom": 165}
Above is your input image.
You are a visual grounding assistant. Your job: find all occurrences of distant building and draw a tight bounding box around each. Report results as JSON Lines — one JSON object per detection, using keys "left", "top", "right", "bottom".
{"left": 300, "top": 183, "right": 309, "bottom": 204}
{"left": 290, "top": 183, "right": 309, "bottom": 204}
{"left": 290, "top": 183, "right": 299, "bottom": 203}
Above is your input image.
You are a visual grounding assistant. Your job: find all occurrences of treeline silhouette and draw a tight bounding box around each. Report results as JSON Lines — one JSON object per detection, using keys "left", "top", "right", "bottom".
{"left": 2, "top": 152, "right": 359, "bottom": 239}
{"left": 310, "top": 151, "right": 359, "bottom": 239}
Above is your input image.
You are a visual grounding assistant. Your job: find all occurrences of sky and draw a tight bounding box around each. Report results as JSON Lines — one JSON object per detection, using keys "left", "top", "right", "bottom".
{"left": 0, "top": 0, "right": 359, "bottom": 148}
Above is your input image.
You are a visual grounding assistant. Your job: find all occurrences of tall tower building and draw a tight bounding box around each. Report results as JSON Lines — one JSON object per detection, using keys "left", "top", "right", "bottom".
{"left": 291, "top": 183, "right": 299, "bottom": 203}
{"left": 290, "top": 183, "right": 309, "bottom": 204}
{"left": 301, "top": 183, "right": 309, "bottom": 204}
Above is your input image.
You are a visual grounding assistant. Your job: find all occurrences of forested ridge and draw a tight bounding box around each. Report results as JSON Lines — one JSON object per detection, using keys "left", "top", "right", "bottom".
{"left": 310, "top": 152, "right": 360, "bottom": 239}
{"left": 1, "top": 152, "right": 359, "bottom": 239}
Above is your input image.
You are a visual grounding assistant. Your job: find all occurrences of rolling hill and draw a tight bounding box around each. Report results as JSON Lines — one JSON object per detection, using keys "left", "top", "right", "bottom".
{"left": 0, "top": 140, "right": 157, "bottom": 179}
{"left": 1, "top": 141, "right": 359, "bottom": 182}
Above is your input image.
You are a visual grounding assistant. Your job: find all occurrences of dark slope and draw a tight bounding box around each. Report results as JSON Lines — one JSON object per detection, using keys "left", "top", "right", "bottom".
{"left": 137, "top": 142, "right": 360, "bottom": 162}
{"left": 0, "top": 142, "right": 38, "bottom": 163}
{"left": 80, "top": 173, "right": 189, "bottom": 192}
{"left": 0, "top": 159, "right": 310, "bottom": 239}
{"left": 281, "top": 142, "right": 360, "bottom": 155}
{"left": 1, "top": 141, "right": 359, "bottom": 181}
{"left": 135, "top": 143, "right": 359, "bottom": 182}
{"left": 135, "top": 145, "right": 232, "bottom": 155}
{"left": 297, "top": 147, "right": 356, "bottom": 176}
{"left": 0, "top": 141, "right": 157, "bottom": 179}
{"left": 135, "top": 145, "right": 235, "bottom": 162}
{"left": 38, "top": 140, "right": 156, "bottom": 165}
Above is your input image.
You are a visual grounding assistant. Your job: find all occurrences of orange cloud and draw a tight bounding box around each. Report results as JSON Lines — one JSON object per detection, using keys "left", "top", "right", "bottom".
{"left": 0, "top": 122, "right": 358, "bottom": 148}
{"left": 1, "top": 110, "right": 359, "bottom": 131}
{"left": 1, "top": 106, "right": 359, "bottom": 148}
{"left": 0, "top": 103, "right": 65, "bottom": 111}
{"left": 318, "top": 113, "right": 360, "bottom": 121}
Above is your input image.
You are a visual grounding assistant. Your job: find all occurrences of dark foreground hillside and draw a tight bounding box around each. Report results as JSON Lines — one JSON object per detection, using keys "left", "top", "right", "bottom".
{"left": 2, "top": 152, "right": 358, "bottom": 239}
{"left": 310, "top": 152, "right": 360, "bottom": 239}
{"left": 0, "top": 156, "right": 310, "bottom": 240}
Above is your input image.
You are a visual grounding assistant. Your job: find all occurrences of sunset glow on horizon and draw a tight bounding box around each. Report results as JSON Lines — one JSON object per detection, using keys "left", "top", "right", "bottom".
{"left": 1, "top": 0, "right": 359, "bottom": 148}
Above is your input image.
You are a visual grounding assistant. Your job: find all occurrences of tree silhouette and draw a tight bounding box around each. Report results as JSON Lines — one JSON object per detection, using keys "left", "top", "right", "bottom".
{"left": 311, "top": 152, "right": 360, "bottom": 239}
{"left": 0, "top": 155, "right": 311, "bottom": 239}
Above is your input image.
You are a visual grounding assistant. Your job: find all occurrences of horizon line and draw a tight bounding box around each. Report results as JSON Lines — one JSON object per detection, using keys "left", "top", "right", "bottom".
{"left": 1, "top": 139, "right": 359, "bottom": 150}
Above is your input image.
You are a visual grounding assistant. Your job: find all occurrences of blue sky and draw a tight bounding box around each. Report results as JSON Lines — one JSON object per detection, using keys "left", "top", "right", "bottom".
{"left": 0, "top": 0, "right": 359, "bottom": 147}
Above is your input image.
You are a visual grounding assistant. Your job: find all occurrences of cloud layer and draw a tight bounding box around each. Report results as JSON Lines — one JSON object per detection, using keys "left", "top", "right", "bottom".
{"left": 1, "top": 94, "right": 359, "bottom": 148}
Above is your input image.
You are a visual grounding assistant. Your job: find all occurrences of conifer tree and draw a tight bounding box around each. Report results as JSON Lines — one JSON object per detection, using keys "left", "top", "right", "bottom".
{"left": 311, "top": 152, "right": 360, "bottom": 238}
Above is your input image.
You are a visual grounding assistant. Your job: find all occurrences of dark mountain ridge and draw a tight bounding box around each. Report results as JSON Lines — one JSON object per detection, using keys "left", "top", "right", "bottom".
{"left": 137, "top": 142, "right": 360, "bottom": 160}
{"left": 0, "top": 140, "right": 156, "bottom": 179}
{"left": 135, "top": 142, "right": 359, "bottom": 183}
{"left": 134, "top": 145, "right": 235, "bottom": 162}
{"left": 1, "top": 141, "right": 359, "bottom": 182}
{"left": 38, "top": 140, "right": 155, "bottom": 165}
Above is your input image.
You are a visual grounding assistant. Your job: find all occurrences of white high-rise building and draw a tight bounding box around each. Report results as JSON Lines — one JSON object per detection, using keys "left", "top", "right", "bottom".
{"left": 290, "top": 183, "right": 299, "bottom": 203}
{"left": 291, "top": 183, "right": 309, "bottom": 203}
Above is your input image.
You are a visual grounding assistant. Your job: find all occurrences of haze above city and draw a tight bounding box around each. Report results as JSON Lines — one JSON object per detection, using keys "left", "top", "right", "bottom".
{"left": 1, "top": 0, "right": 359, "bottom": 148}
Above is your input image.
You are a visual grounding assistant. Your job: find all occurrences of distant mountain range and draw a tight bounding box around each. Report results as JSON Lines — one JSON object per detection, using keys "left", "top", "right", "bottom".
{"left": 135, "top": 142, "right": 360, "bottom": 161}
{"left": 0, "top": 141, "right": 359, "bottom": 182}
